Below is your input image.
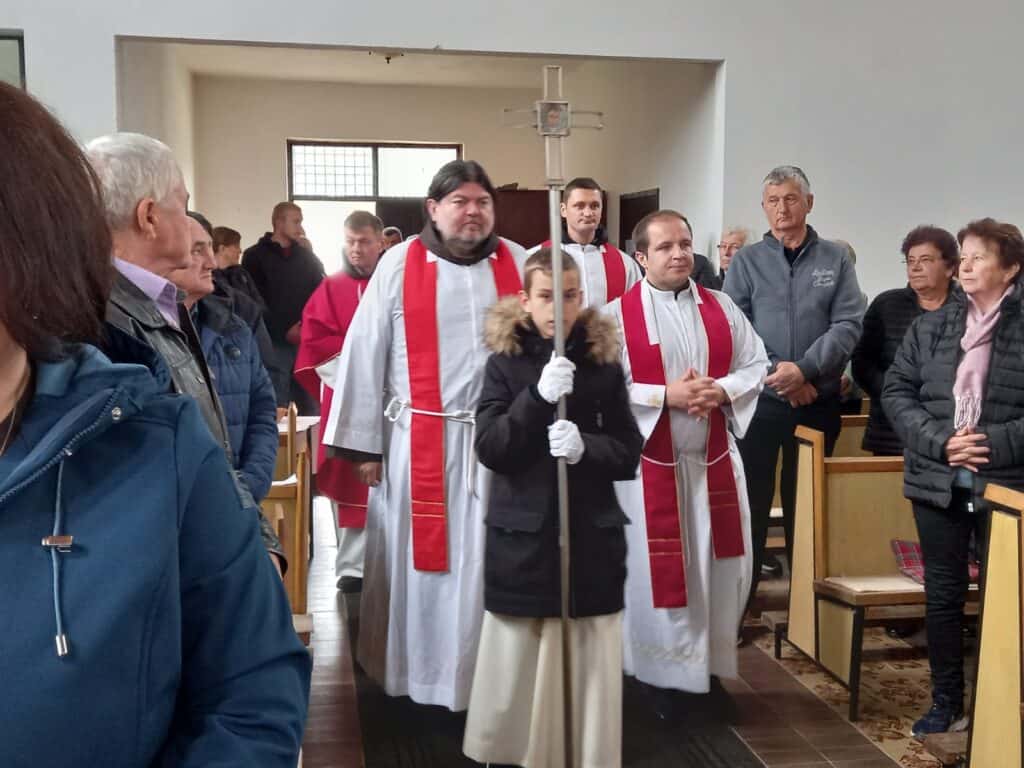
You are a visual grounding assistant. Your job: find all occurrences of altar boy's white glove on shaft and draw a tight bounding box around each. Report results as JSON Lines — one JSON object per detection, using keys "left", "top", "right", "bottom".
{"left": 537, "top": 353, "right": 575, "bottom": 404}
{"left": 548, "top": 420, "right": 584, "bottom": 465}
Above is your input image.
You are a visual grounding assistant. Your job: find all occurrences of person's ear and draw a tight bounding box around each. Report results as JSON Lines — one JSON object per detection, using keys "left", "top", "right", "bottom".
{"left": 805, "top": 193, "right": 815, "bottom": 214}
{"left": 135, "top": 197, "right": 158, "bottom": 240}
{"left": 425, "top": 198, "right": 439, "bottom": 222}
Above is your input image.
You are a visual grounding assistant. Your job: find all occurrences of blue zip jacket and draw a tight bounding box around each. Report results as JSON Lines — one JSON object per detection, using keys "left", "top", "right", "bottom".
{"left": 197, "top": 295, "right": 278, "bottom": 503}
{"left": 0, "top": 345, "right": 311, "bottom": 767}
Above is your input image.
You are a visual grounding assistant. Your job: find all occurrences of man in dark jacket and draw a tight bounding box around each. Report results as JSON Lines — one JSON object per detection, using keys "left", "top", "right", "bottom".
{"left": 242, "top": 202, "right": 325, "bottom": 413}
{"left": 464, "top": 248, "right": 642, "bottom": 766}
{"left": 213, "top": 225, "right": 266, "bottom": 309}
{"left": 724, "top": 165, "right": 864, "bottom": 611}
{"left": 86, "top": 134, "right": 284, "bottom": 571}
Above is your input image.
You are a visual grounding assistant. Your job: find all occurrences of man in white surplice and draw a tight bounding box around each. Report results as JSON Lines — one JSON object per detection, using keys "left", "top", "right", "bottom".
{"left": 323, "top": 160, "right": 528, "bottom": 711}
{"left": 603, "top": 210, "right": 768, "bottom": 694}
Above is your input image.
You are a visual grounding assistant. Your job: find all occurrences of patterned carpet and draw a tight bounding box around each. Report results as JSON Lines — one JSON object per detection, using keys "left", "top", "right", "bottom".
{"left": 752, "top": 626, "right": 976, "bottom": 767}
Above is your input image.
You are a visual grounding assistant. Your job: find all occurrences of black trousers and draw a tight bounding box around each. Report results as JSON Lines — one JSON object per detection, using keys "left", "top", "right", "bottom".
{"left": 738, "top": 396, "right": 841, "bottom": 614}
{"left": 271, "top": 341, "right": 320, "bottom": 415}
{"left": 913, "top": 490, "right": 989, "bottom": 704}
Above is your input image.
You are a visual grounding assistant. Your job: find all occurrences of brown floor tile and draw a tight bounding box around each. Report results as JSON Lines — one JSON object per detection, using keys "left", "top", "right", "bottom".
{"left": 754, "top": 746, "right": 828, "bottom": 765}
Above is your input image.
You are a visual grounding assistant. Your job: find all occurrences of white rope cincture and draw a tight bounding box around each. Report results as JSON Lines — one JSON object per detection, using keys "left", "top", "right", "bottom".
{"left": 384, "top": 396, "right": 480, "bottom": 498}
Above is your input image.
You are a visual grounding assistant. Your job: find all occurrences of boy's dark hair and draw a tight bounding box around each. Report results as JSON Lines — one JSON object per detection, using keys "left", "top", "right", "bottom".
{"left": 212, "top": 226, "right": 242, "bottom": 251}
{"left": 0, "top": 82, "right": 112, "bottom": 359}
{"left": 523, "top": 247, "right": 580, "bottom": 293}
{"left": 632, "top": 209, "right": 692, "bottom": 254}
{"left": 562, "top": 177, "right": 602, "bottom": 202}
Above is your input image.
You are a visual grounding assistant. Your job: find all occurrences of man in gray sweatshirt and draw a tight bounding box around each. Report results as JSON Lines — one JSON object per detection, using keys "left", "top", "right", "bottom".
{"left": 723, "top": 166, "right": 864, "bottom": 620}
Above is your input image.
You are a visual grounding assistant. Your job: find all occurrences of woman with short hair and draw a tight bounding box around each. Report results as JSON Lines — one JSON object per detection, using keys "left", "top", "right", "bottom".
{"left": 853, "top": 225, "right": 959, "bottom": 454}
{"left": 883, "top": 217, "right": 1024, "bottom": 738}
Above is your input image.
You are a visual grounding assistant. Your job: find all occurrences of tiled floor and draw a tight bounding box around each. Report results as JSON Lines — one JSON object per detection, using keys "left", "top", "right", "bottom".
{"left": 300, "top": 497, "right": 899, "bottom": 767}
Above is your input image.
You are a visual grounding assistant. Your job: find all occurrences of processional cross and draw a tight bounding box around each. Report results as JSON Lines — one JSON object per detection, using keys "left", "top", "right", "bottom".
{"left": 504, "top": 65, "right": 604, "bottom": 768}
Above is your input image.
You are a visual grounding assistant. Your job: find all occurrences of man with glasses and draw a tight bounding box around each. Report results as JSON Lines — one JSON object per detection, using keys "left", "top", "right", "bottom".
{"left": 717, "top": 226, "right": 750, "bottom": 282}
{"left": 723, "top": 166, "right": 864, "bottom": 632}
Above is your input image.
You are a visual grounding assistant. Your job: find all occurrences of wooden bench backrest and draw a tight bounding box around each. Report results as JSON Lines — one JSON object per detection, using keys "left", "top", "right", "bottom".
{"left": 833, "top": 414, "right": 870, "bottom": 458}
{"left": 787, "top": 426, "right": 911, "bottom": 657}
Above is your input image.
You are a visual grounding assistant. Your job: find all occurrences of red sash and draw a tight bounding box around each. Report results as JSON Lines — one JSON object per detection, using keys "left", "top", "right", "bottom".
{"left": 621, "top": 281, "right": 745, "bottom": 608}
{"left": 541, "top": 240, "right": 627, "bottom": 303}
{"left": 403, "top": 237, "right": 522, "bottom": 571}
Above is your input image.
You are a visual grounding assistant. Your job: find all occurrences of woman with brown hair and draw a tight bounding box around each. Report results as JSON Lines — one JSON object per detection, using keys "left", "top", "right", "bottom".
{"left": 884, "top": 217, "right": 1024, "bottom": 739}
{"left": 0, "top": 82, "right": 310, "bottom": 766}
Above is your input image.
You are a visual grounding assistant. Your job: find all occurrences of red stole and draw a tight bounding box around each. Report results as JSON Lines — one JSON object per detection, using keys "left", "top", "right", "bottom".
{"left": 621, "top": 281, "right": 745, "bottom": 608}
{"left": 403, "top": 237, "right": 522, "bottom": 571}
{"left": 295, "top": 272, "right": 370, "bottom": 527}
{"left": 541, "top": 240, "right": 627, "bottom": 303}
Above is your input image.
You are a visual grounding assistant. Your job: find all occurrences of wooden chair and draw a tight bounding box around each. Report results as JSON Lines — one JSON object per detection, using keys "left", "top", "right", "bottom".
{"left": 275, "top": 402, "right": 299, "bottom": 481}
{"left": 783, "top": 426, "right": 978, "bottom": 720}
{"left": 263, "top": 443, "right": 311, "bottom": 614}
{"left": 833, "top": 413, "right": 870, "bottom": 457}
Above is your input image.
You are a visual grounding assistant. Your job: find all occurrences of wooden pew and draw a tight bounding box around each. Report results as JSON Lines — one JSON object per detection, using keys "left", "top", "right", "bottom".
{"left": 263, "top": 444, "right": 312, "bottom": 614}
{"left": 833, "top": 414, "right": 870, "bottom": 458}
{"left": 961, "top": 484, "right": 1024, "bottom": 768}
{"left": 783, "top": 426, "right": 978, "bottom": 720}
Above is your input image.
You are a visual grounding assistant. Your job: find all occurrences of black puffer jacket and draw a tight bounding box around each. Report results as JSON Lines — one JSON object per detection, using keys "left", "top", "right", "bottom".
{"left": 882, "top": 285, "right": 1024, "bottom": 509}
{"left": 852, "top": 286, "right": 955, "bottom": 455}
{"left": 475, "top": 298, "right": 643, "bottom": 618}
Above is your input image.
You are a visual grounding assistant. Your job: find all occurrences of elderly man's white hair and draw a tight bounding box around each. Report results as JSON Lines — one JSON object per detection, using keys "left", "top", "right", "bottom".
{"left": 85, "top": 132, "right": 184, "bottom": 232}
{"left": 762, "top": 165, "right": 811, "bottom": 196}
{"left": 722, "top": 225, "right": 753, "bottom": 242}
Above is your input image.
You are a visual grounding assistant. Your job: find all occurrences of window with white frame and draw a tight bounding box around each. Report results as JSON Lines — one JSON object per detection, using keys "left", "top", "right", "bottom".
{"left": 288, "top": 141, "right": 460, "bottom": 273}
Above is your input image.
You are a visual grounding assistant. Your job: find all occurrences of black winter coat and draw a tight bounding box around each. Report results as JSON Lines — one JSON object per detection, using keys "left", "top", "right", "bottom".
{"left": 882, "top": 285, "right": 1024, "bottom": 510}
{"left": 475, "top": 299, "right": 643, "bottom": 618}
{"left": 852, "top": 286, "right": 954, "bottom": 455}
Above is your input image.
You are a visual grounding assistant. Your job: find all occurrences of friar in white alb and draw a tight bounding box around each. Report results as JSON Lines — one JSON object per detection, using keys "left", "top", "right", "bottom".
{"left": 527, "top": 176, "right": 642, "bottom": 308}
{"left": 602, "top": 210, "right": 769, "bottom": 693}
{"left": 323, "top": 160, "right": 528, "bottom": 711}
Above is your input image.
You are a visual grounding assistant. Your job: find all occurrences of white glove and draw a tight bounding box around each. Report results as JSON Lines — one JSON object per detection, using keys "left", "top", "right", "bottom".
{"left": 537, "top": 353, "right": 575, "bottom": 404}
{"left": 548, "top": 419, "right": 585, "bottom": 465}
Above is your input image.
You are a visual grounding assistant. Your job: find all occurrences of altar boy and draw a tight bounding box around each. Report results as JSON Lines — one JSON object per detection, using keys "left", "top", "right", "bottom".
{"left": 463, "top": 249, "right": 643, "bottom": 768}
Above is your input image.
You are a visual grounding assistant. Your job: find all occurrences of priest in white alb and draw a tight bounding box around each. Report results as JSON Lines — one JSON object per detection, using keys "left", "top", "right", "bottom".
{"left": 322, "top": 160, "right": 528, "bottom": 711}
{"left": 527, "top": 176, "right": 642, "bottom": 308}
{"left": 603, "top": 209, "right": 769, "bottom": 694}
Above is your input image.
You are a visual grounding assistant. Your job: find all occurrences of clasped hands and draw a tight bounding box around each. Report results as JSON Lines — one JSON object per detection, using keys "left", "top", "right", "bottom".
{"left": 665, "top": 368, "right": 729, "bottom": 419}
{"left": 765, "top": 361, "right": 817, "bottom": 407}
{"left": 945, "top": 427, "right": 989, "bottom": 472}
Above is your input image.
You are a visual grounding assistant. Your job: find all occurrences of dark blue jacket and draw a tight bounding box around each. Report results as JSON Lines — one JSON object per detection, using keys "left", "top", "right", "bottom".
{"left": 196, "top": 296, "right": 278, "bottom": 503}
{"left": 0, "top": 345, "right": 311, "bottom": 767}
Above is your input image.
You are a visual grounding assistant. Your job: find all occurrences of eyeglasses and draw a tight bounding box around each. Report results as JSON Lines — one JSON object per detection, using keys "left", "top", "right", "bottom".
{"left": 902, "top": 256, "right": 937, "bottom": 267}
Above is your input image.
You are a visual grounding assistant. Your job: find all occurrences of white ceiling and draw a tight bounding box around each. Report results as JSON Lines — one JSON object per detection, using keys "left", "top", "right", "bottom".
{"left": 169, "top": 41, "right": 592, "bottom": 89}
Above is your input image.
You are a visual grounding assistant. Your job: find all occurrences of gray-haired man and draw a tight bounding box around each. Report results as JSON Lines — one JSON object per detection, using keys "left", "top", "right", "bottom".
{"left": 87, "top": 132, "right": 285, "bottom": 572}
{"left": 723, "top": 165, "right": 864, "bottom": 621}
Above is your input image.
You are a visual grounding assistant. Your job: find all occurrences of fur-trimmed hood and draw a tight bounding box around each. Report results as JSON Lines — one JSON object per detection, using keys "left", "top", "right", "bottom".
{"left": 484, "top": 296, "right": 620, "bottom": 364}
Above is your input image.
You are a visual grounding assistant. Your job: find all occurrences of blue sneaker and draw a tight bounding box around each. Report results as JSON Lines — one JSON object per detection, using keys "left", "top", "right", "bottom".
{"left": 911, "top": 697, "right": 969, "bottom": 740}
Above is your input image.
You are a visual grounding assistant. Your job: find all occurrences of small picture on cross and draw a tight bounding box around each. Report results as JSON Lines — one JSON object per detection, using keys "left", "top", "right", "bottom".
{"left": 537, "top": 100, "right": 570, "bottom": 137}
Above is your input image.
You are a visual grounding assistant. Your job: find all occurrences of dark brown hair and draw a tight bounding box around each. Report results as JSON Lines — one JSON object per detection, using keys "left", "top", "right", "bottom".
{"left": 212, "top": 226, "right": 241, "bottom": 251}
{"left": 344, "top": 210, "right": 383, "bottom": 234}
{"left": 523, "top": 247, "right": 580, "bottom": 293}
{"left": 901, "top": 225, "right": 959, "bottom": 268}
{"left": 562, "top": 176, "right": 602, "bottom": 202}
{"left": 957, "top": 218, "right": 1024, "bottom": 280}
{"left": 0, "top": 82, "right": 112, "bottom": 359}
{"left": 632, "top": 209, "right": 692, "bottom": 254}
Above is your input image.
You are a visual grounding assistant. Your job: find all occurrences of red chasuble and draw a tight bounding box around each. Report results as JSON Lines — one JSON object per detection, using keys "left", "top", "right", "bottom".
{"left": 295, "top": 271, "right": 370, "bottom": 527}
{"left": 541, "top": 240, "right": 627, "bottom": 303}
{"left": 403, "top": 237, "right": 521, "bottom": 572}
{"left": 621, "top": 281, "right": 745, "bottom": 608}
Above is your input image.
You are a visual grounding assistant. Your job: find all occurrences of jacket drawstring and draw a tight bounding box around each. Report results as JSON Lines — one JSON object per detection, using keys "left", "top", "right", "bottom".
{"left": 44, "top": 460, "right": 72, "bottom": 658}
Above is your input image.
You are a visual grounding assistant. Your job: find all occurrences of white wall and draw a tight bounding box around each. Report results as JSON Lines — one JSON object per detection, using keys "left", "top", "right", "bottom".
{"left": 117, "top": 41, "right": 195, "bottom": 195}
{"left": 187, "top": 59, "right": 715, "bottom": 249}
{"left": 9, "top": 0, "right": 1024, "bottom": 297}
